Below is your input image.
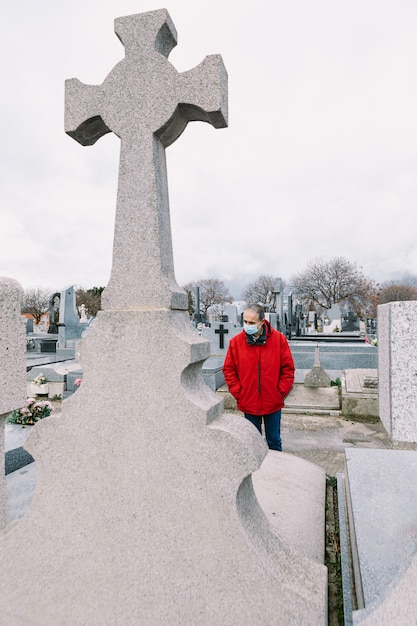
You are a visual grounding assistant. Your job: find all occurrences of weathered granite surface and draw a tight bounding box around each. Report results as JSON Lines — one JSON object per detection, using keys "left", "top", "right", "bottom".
{"left": 0, "top": 277, "right": 26, "bottom": 416}
{"left": 0, "top": 10, "right": 326, "bottom": 624}
{"left": 378, "top": 301, "right": 417, "bottom": 442}
{"left": 345, "top": 449, "right": 417, "bottom": 624}
{"left": 0, "top": 276, "right": 26, "bottom": 529}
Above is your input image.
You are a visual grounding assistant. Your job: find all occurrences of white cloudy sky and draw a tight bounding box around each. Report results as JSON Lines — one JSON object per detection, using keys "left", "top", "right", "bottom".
{"left": 1, "top": 0, "right": 417, "bottom": 299}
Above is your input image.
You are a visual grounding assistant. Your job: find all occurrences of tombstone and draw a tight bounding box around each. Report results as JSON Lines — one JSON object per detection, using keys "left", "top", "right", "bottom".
{"left": 224, "top": 303, "right": 238, "bottom": 325}
{"left": 47, "top": 292, "right": 60, "bottom": 334}
{"left": 286, "top": 293, "right": 293, "bottom": 338}
{"left": 25, "top": 318, "right": 34, "bottom": 334}
{"left": 335, "top": 301, "right": 417, "bottom": 623}
{"left": 200, "top": 321, "right": 241, "bottom": 390}
{"left": 56, "top": 285, "right": 89, "bottom": 359}
{"left": 378, "top": 301, "right": 417, "bottom": 442}
{"left": 273, "top": 277, "right": 283, "bottom": 331}
{"left": 342, "top": 310, "right": 360, "bottom": 332}
{"left": 0, "top": 277, "right": 26, "bottom": 528}
{"left": 323, "top": 303, "right": 341, "bottom": 333}
{"left": 339, "top": 449, "right": 417, "bottom": 624}
{"left": 200, "top": 306, "right": 241, "bottom": 370}
{"left": 303, "top": 346, "right": 331, "bottom": 388}
{"left": 307, "top": 310, "right": 316, "bottom": 333}
{"left": 214, "top": 322, "right": 229, "bottom": 349}
{"left": 0, "top": 10, "right": 326, "bottom": 623}
{"left": 267, "top": 311, "right": 278, "bottom": 330}
{"left": 293, "top": 302, "right": 304, "bottom": 336}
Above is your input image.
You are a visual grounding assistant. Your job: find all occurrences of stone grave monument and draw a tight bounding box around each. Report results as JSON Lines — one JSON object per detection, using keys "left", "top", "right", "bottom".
{"left": 55, "top": 285, "right": 90, "bottom": 359}
{"left": 0, "top": 277, "right": 26, "bottom": 529}
{"left": 323, "top": 303, "right": 341, "bottom": 333}
{"left": 336, "top": 300, "right": 417, "bottom": 623}
{"left": 0, "top": 10, "right": 326, "bottom": 623}
{"left": 304, "top": 345, "right": 331, "bottom": 388}
{"left": 200, "top": 305, "right": 241, "bottom": 391}
{"left": 47, "top": 292, "right": 61, "bottom": 334}
{"left": 378, "top": 300, "right": 417, "bottom": 442}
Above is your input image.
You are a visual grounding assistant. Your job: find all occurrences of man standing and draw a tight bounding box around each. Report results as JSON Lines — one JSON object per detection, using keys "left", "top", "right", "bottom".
{"left": 223, "top": 304, "right": 295, "bottom": 451}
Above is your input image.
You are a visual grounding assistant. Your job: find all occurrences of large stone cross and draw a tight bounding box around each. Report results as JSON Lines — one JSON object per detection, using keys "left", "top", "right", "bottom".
{"left": 65, "top": 9, "right": 228, "bottom": 310}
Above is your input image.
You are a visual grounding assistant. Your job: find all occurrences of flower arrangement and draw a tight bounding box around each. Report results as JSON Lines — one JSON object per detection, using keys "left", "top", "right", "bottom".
{"left": 7, "top": 398, "right": 53, "bottom": 426}
{"left": 33, "top": 373, "right": 47, "bottom": 386}
{"left": 74, "top": 378, "right": 82, "bottom": 387}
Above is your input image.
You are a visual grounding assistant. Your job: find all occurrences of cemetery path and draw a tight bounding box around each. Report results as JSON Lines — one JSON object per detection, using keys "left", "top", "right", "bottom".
{"left": 282, "top": 411, "right": 417, "bottom": 477}
{"left": 226, "top": 409, "right": 417, "bottom": 477}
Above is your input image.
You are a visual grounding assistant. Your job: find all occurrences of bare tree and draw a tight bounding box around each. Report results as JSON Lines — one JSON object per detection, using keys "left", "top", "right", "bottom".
{"left": 182, "top": 278, "right": 233, "bottom": 317}
{"left": 242, "top": 275, "right": 278, "bottom": 310}
{"left": 21, "top": 287, "right": 51, "bottom": 325}
{"left": 76, "top": 286, "right": 105, "bottom": 317}
{"left": 378, "top": 281, "right": 417, "bottom": 304}
{"left": 290, "top": 257, "right": 378, "bottom": 317}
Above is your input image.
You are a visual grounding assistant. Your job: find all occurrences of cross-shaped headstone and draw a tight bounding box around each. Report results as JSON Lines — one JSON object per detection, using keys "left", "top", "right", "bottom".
{"left": 215, "top": 323, "right": 229, "bottom": 349}
{"left": 65, "top": 9, "right": 228, "bottom": 311}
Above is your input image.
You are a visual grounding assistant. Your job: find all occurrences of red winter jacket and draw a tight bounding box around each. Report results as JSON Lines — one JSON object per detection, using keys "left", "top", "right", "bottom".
{"left": 223, "top": 321, "right": 295, "bottom": 415}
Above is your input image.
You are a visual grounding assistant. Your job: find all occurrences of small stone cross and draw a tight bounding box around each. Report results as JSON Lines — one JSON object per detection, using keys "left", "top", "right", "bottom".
{"left": 215, "top": 323, "right": 229, "bottom": 349}
{"left": 65, "top": 9, "right": 228, "bottom": 310}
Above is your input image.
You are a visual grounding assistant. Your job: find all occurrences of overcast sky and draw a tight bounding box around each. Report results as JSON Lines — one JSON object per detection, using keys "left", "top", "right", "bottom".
{"left": 1, "top": 1, "right": 417, "bottom": 299}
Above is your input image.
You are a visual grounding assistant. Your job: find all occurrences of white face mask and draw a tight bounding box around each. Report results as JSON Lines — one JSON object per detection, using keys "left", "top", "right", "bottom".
{"left": 243, "top": 323, "right": 259, "bottom": 335}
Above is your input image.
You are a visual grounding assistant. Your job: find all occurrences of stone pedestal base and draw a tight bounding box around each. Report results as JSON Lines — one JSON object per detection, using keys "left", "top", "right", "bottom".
{"left": 0, "top": 309, "right": 326, "bottom": 623}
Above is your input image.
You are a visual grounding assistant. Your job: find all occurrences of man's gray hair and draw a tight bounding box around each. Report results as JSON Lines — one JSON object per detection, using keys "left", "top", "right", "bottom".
{"left": 244, "top": 304, "right": 265, "bottom": 321}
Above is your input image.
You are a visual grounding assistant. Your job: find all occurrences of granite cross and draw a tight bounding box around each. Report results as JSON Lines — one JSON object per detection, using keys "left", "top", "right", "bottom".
{"left": 215, "top": 323, "right": 229, "bottom": 350}
{"left": 65, "top": 9, "right": 228, "bottom": 311}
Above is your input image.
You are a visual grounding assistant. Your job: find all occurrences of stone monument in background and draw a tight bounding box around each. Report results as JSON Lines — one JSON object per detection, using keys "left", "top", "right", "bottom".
{"left": 0, "top": 10, "right": 326, "bottom": 623}
{"left": 56, "top": 285, "right": 89, "bottom": 359}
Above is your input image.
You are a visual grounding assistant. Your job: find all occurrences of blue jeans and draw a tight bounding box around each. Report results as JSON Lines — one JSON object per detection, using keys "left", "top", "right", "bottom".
{"left": 244, "top": 410, "right": 282, "bottom": 451}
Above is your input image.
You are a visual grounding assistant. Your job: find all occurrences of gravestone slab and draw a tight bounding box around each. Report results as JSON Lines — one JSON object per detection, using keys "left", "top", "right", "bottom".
{"left": 201, "top": 321, "right": 240, "bottom": 355}
{"left": 341, "top": 369, "right": 378, "bottom": 419}
{"left": 0, "top": 277, "right": 26, "bottom": 529}
{"left": 224, "top": 304, "right": 238, "bottom": 324}
{"left": 48, "top": 292, "right": 60, "bottom": 334}
{"left": 202, "top": 355, "right": 225, "bottom": 391}
{"left": 56, "top": 286, "right": 89, "bottom": 359}
{"left": 378, "top": 301, "right": 417, "bottom": 442}
{"left": 343, "top": 449, "right": 417, "bottom": 624}
{"left": 0, "top": 10, "right": 326, "bottom": 624}
{"left": 0, "top": 278, "right": 26, "bottom": 416}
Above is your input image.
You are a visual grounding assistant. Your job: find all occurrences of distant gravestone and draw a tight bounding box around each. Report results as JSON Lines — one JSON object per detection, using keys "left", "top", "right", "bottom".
{"left": 0, "top": 10, "right": 326, "bottom": 623}
{"left": 214, "top": 323, "right": 229, "bottom": 349}
{"left": 56, "top": 285, "right": 89, "bottom": 359}
{"left": 304, "top": 346, "right": 331, "bottom": 388}
{"left": 47, "top": 292, "right": 60, "bottom": 334}
{"left": 342, "top": 310, "right": 360, "bottom": 332}
{"left": 324, "top": 303, "right": 341, "bottom": 332}
{"left": 224, "top": 304, "right": 238, "bottom": 324}
{"left": 274, "top": 277, "right": 284, "bottom": 331}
